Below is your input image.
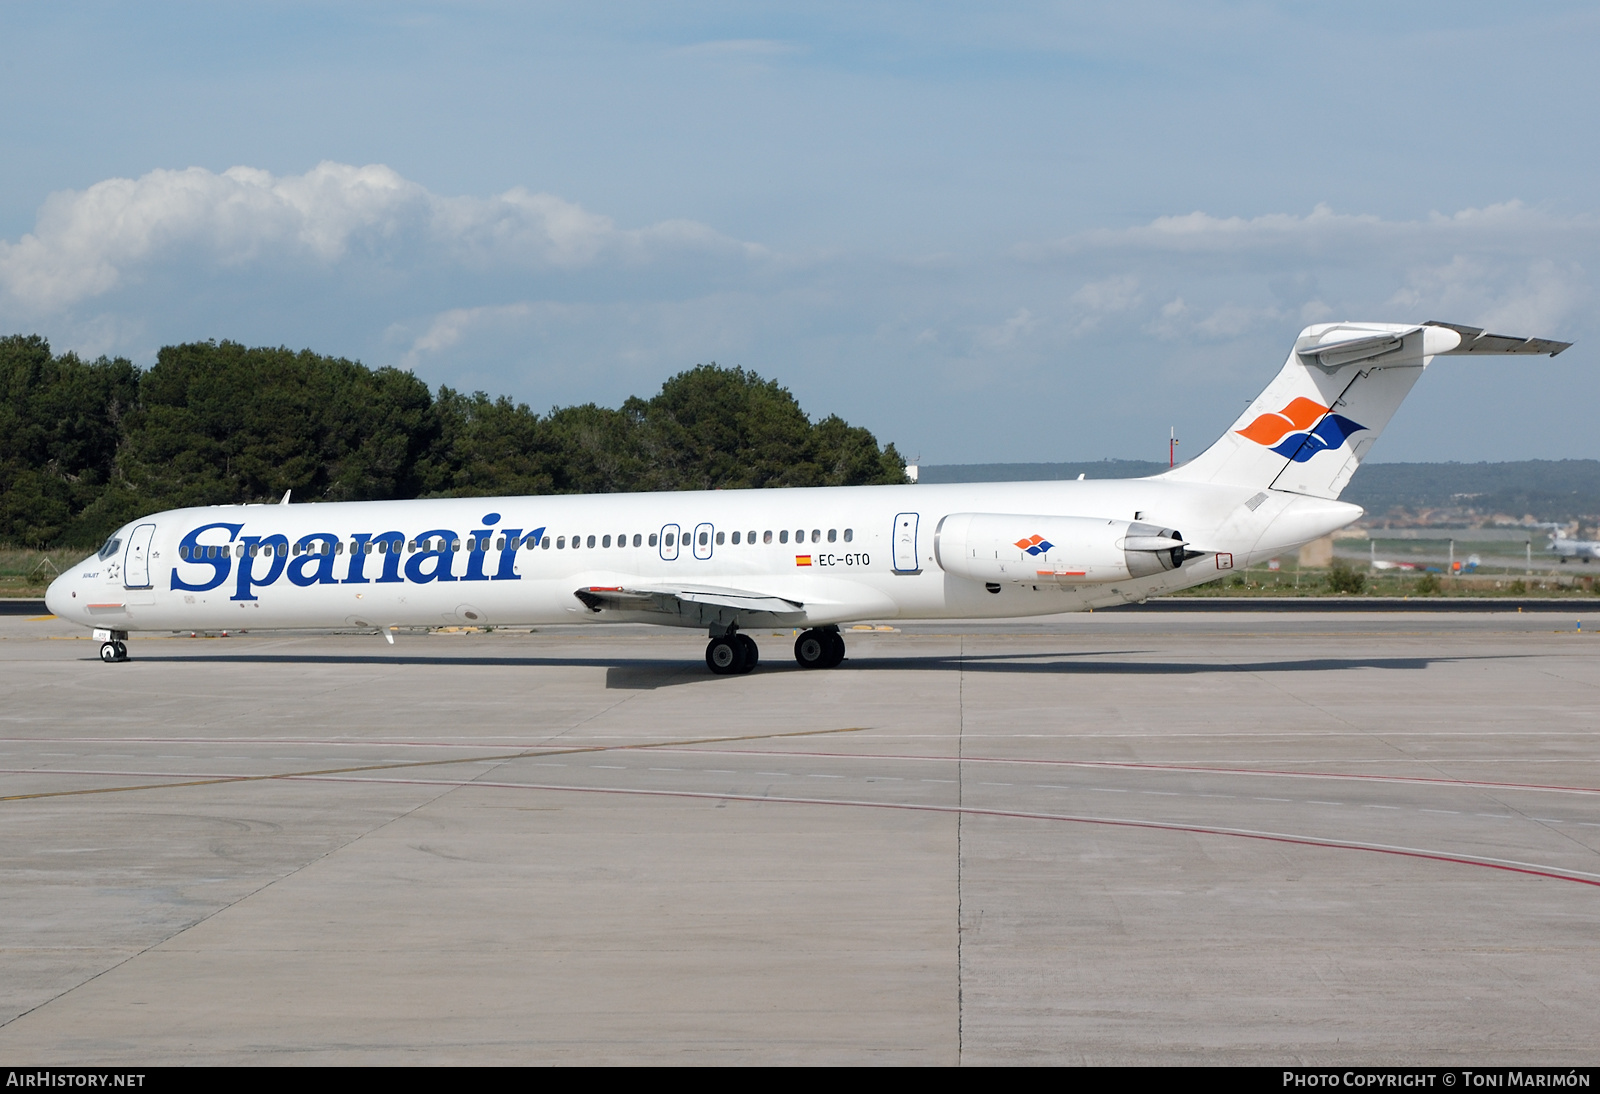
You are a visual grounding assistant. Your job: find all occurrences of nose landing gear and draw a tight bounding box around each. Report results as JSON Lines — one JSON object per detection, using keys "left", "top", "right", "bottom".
{"left": 706, "top": 629, "right": 759, "bottom": 675}
{"left": 794, "top": 626, "right": 845, "bottom": 669}
{"left": 94, "top": 628, "right": 130, "bottom": 663}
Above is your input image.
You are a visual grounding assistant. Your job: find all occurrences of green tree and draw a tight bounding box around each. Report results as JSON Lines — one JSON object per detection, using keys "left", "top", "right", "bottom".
{"left": 0, "top": 335, "right": 139, "bottom": 547}
{"left": 0, "top": 334, "right": 908, "bottom": 544}
{"left": 121, "top": 341, "right": 435, "bottom": 512}
{"left": 626, "top": 364, "right": 905, "bottom": 491}
{"left": 422, "top": 362, "right": 906, "bottom": 497}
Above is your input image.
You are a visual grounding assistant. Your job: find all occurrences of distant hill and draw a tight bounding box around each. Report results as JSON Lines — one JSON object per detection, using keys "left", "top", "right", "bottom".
{"left": 917, "top": 459, "right": 1600, "bottom": 525}
{"left": 917, "top": 460, "right": 1169, "bottom": 483}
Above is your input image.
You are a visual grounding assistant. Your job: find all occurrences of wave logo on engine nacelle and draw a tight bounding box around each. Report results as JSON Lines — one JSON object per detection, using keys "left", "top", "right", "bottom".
{"left": 1014, "top": 534, "right": 1054, "bottom": 556}
{"left": 1236, "top": 396, "right": 1367, "bottom": 462}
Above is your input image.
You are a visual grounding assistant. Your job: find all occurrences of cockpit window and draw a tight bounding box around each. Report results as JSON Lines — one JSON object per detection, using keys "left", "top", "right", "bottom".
{"left": 97, "top": 536, "right": 122, "bottom": 561}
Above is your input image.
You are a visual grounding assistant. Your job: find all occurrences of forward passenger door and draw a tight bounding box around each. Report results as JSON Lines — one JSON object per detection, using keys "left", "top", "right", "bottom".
{"left": 123, "top": 524, "right": 157, "bottom": 588}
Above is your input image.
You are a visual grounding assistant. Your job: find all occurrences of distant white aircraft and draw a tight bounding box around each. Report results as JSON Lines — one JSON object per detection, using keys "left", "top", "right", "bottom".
{"left": 1549, "top": 532, "right": 1600, "bottom": 563}
{"left": 47, "top": 320, "right": 1569, "bottom": 672}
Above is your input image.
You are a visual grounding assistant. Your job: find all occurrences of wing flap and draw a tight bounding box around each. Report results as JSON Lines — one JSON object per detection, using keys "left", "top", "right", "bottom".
{"left": 574, "top": 583, "right": 806, "bottom": 618}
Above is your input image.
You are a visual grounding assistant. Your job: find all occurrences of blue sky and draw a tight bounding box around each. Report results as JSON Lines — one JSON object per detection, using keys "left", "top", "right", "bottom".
{"left": 2, "top": 2, "right": 1596, "bottom": 464}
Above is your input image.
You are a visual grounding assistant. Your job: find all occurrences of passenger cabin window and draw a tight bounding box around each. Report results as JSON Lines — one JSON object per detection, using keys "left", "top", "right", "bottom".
{"left": 715, "top": 531, "right": 725, "bottom": 545}
{"left": 587, "top": 534, "right": 596, "bottom": 548}
{"left": 844, "top": 528, "right": 853, "bottom": 542}
{"left": 699, "top": 531, "right": 709, "bottom": 546}
{"left": 828, "top": 529, "right": 837, "bottom": 543}
{"left": 557, "top": 536, "right": 566, "bottom": 549}
{"left": 731, "top": 531, "right": 740, "bottom": 545}
{"left": 649, "top": 533, "right": 659, "bottom": 546}
{"left": 779, "top": 530, "right": 789, "bottom": 543}
{"left": 603, "top": 535, "right": 612, "bottom": 548}
{"left": 811, "top": 529, "right": 820, "bottom": 543}
{"left": 764, "top": 530, "right": 773, "bottom": 544}
{"left": 633, "top": 533, "right": 642, "bottom": 547}
{"left": 747, "top": 530, "right": 756, "bottom": 544}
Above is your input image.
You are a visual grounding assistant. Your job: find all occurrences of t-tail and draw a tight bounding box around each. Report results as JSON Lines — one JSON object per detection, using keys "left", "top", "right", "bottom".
{"left": 1161, "top": 321, "right": 1571, "bottom": 498}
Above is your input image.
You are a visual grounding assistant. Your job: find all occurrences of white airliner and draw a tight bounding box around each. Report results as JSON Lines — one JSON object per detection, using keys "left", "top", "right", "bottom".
{"left": 45, "top": 320, "right": 1569, "bottom": 673}
{"left": 1549, "top": 532, "right": 1600, "bottom": 563}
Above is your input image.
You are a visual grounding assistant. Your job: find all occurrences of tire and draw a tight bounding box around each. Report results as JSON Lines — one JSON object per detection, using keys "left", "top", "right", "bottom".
{"left": 114, "top": 641, "right": 129, "bottom": 662}
{"left": 794, "top": 629, "right": 828, "bottom": 669}
{"left": 706, "top": 636, "right": 742, "bottom": 675}
{"left": 99, "top": 642, "right": 119, "bottom": 663}
{"left": 735, "top": 633, "right": 758, "bottom": 673}
{"left": 823, "top": 631, "right": 846, "bottom": 668}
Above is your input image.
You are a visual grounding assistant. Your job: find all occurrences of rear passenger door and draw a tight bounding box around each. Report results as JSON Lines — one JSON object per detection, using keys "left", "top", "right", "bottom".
{"left": 892, "top": 512, "right": 920, "bottom": 573}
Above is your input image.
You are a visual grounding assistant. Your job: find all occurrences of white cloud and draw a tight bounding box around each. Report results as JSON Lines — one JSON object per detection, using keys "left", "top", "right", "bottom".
{"left": 400, "top": 302, "right": 538, "bottom": 362}
{"left": 675, "top": 38, "right": 802, "bottom": 57}
{"left": 976, "top": 307, "right": 1035, "bottom": 349}
{"left": 1021, "top": 200, "right": 1600, "bottom": 259}
{"left": 1070, "top": 274, "right": 1141, "bottom": 313}
{"left": 1001, "top": 201, "right": 1597, "bottom": 347}
{"left": 0, "top": 162, "right": 763, "bottom": 313}
{"left": 1387, "top": 256, "right": 1587, "bottom": 337}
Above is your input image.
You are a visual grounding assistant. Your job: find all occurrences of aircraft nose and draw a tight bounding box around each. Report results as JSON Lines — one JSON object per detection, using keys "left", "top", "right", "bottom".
{"left": 44, "top": 569, "right": 76, "bottom": 619}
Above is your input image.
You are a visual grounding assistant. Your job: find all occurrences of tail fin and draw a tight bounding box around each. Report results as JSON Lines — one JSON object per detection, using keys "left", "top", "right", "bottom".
{"left": 1160, "top": 321, "right": 1570, "bottom": 499}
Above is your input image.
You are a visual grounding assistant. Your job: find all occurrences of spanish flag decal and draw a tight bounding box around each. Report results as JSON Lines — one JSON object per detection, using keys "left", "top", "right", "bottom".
{"left": 795, "top": 555, "right": 813, "bottom": 566}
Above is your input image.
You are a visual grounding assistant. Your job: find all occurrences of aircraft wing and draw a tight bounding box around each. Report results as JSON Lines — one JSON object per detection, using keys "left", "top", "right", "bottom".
{"left": 574, "top": 583, "right": 808, "bottom": 625}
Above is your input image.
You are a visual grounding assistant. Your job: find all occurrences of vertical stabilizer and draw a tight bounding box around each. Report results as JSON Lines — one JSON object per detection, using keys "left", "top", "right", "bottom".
{"left": 1159, "top": 321, "right": 1568, "bottom": 499}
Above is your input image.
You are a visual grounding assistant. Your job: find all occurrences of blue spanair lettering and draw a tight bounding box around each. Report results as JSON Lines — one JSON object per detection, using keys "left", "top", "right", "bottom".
{"left": 464, "top": 513, "right": 501, "bottom": 582}
{"left": 288, "top": 534, "right": 341, "bottom": 586}
{"left": 464, "top": 531, "right": 495, "bottom": 581}
{"left": 405, "top": 529, "right": 459, "bottom": 583}
{"left": 493, "top": 525, "right": 540, "bottom": 580}
{"left": 171, "top": 523, "right": 243, "bottom": 592}
{"left": 374, "top": 533, "right": 406, "bottom": 583}
{"left": 344, "top": 533, "right": 375, "bottom": 584}
{"left": 232, "top": 534, "right": 290, "bottom": 601}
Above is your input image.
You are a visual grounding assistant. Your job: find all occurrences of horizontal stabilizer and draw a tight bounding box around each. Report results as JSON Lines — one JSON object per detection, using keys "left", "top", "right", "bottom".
{"left": 1425, "top": 321, "right": 1571, "bottom": 357}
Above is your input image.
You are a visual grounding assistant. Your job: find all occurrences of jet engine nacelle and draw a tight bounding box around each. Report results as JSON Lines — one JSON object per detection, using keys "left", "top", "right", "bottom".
{"left": 933, "top": 513, "right": 1194, "bottom": 585}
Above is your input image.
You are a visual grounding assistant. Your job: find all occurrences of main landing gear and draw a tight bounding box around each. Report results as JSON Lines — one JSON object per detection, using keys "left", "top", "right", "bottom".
{"left": 793, "top": 626, "right": 845, "bottom": 670}
{"left": 703, "top": 625, "right": 847, "bottom": 674}
{"left": 706, "top": 630, "right": 760, "bottom": 675}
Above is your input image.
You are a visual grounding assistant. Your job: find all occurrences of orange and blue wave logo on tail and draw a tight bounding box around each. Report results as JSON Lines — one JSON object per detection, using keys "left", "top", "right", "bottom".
{"left": 1236, "top": 396, "right": 1366, "bottom": 462}
{"left": 1014, "top": 534, "right": 1054, "bottom": 556}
